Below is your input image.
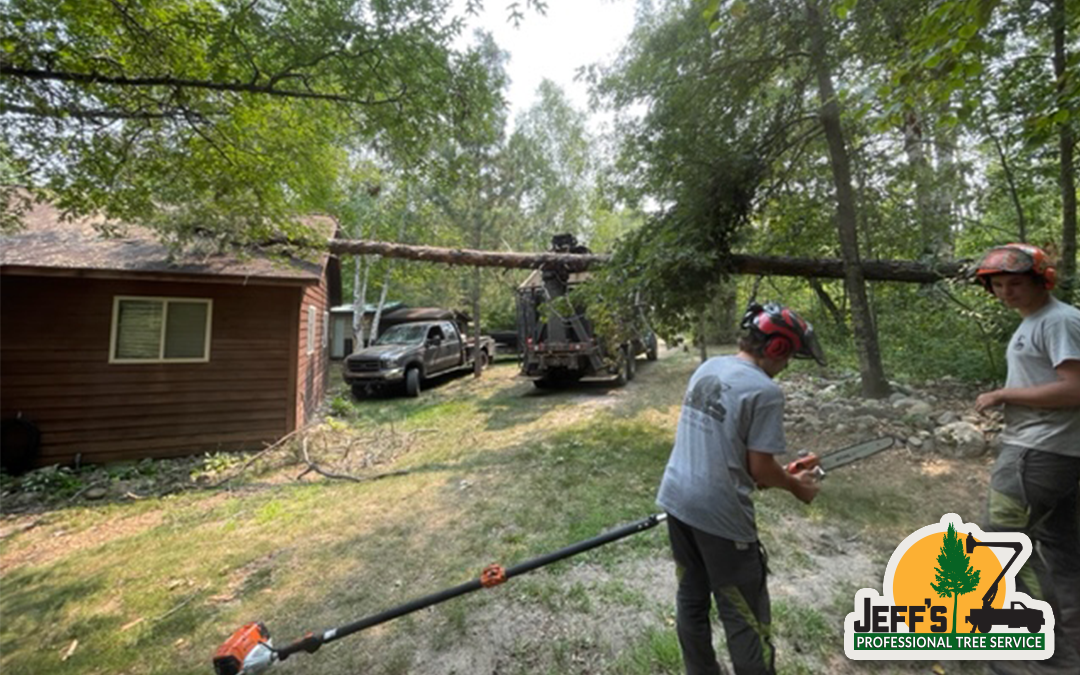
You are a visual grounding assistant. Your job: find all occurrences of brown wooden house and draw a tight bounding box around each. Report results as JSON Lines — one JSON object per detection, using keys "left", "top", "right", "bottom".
{"left": 0, "top": 201, "right": 342, "bottom": 469}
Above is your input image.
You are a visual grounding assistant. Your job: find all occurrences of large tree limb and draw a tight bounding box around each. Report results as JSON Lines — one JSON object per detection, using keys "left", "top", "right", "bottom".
{"left": 325, "top": 238, "right": 970, "bottom": 282}
{"left": 2, "top": 66, "right": 402, "bottom": 106}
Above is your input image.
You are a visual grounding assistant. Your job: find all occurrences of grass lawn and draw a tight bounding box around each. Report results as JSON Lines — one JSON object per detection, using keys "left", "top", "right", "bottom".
{"left": 1, "top": 348, "right": 991, "bottom": 675}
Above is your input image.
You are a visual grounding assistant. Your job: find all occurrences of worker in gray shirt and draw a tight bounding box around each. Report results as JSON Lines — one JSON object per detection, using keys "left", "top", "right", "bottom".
{"left": 657, "top": 302, "right": 824, "bottom": 675}
{"left": 974, "top": 243, "right": 1080, "bottom": 674}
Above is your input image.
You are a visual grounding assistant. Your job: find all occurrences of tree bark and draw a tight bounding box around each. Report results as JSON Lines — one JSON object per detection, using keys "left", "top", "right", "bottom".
{"left": 1051, "top": 0, "right": 1077, "bottom": 303}
{"left": 806, "top": 0, "right": 890, "bottom": 398}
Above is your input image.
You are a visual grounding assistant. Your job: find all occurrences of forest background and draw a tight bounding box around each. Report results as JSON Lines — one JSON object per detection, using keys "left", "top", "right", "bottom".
{"left": 2, "top": 0, "right": 1077, "bottom": 394}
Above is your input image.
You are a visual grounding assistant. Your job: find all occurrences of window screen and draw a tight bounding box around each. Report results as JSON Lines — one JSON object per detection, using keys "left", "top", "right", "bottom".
{"left": 112, "top": 297, "right": 211, "bottom": 362}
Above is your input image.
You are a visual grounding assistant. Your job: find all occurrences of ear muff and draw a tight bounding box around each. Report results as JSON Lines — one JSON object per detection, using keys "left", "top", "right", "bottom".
{"left": 764, "top": 335, "right": 793, "bottom": 359}
{"left": 1042, "top": 266, "right": 1057, "bottom": 290}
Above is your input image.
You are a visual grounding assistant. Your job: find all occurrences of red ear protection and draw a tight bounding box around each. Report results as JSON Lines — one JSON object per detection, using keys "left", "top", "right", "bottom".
{"left": 1042, "top": 266, "right": 1057, "bottom": 290}
{"left": 764, "top": 336, "right": 793, "bottom": 359}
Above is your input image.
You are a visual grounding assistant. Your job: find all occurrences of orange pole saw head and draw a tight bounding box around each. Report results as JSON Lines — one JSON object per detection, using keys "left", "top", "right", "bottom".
{"left": 213, "top": 622, "right": 275, "bottom": 675}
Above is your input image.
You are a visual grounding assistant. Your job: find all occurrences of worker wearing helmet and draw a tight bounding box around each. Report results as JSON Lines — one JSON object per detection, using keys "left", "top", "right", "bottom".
{"left": 656, "top": 302, "right": 824, "bottom": 675}
{"left": 973, "top": 243, "right": 1080, "bottom": 672}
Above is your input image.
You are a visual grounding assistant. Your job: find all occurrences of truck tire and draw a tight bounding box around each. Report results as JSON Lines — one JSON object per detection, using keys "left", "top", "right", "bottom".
{"left": 646, "top": 334, "right": 659, "bottom": 361}
{"left": 351, "top": 384, "right": 369, "bottom": 399}
{"left": 478, "top": 349, "right": 489, "bottom": 370}
{"left": 404, "top": 368, "right": 421, "bottom": 398}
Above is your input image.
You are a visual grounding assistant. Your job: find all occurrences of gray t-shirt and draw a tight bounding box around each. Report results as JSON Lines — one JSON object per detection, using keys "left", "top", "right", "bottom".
{"left": 656, "top": 355, "right": 787, "bottom": 542}
{"left": 1001, "top": 297, "right": 1080, "bottom": 457}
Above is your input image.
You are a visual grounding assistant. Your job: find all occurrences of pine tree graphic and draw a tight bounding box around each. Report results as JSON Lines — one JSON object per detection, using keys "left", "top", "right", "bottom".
{"left": 931, "top": 523, "right": 982, "bottom": 634}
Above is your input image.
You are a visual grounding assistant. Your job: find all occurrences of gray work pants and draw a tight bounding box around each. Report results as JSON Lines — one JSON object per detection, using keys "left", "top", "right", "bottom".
{"left": 986, "top": 446, "right": 1080, "bottom": 675}
{"left": 666, "top": 515, "right": 775, "bottom": 675}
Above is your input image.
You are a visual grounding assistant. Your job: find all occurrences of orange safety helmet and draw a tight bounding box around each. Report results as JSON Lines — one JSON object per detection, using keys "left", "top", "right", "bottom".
{"left": 740, "top": 302, "right": 827, "bottom": 366}
{"left": 974, "top": 243, "right": 1057, "bottom": 291}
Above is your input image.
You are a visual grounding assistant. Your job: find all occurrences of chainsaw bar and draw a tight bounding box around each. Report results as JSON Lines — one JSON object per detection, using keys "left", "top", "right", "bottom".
{"left": 818, "top": 436, "right": 895, "bottom": 472}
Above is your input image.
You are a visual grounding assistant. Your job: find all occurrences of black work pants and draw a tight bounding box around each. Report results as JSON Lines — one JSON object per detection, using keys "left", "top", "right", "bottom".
{"left": 666, "top": 514, "right": 775, "bottom": 675}
{"left": 986, "top": 446, "right": 1080, "bottom": 675}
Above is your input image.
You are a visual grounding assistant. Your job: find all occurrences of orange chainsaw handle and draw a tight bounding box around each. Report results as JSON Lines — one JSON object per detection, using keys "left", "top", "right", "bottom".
{"left": 785, "top": 452, "right": 820, "bottom": 475}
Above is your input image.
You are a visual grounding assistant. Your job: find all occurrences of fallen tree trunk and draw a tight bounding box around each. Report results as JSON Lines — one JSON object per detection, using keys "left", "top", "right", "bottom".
{"left": 326, "top": 239, "right": 970, "bottom": 283}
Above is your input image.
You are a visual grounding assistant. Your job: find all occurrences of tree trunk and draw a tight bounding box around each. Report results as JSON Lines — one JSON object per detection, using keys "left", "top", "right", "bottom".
{"left": 472, "top": 214, "right": 484, "bottom": 378}
{"left": 809, "top": 278, "right": 846, "bottom": 333}
{"left": 806, "top": 0, "right": 890, "bottom": 398}
{"left": 1052, "top": 0, "right": 1077, "bottom": 303}
{"left": 352, "top": 254, "right": 363, "bottom": 353}
{"left": 327, "top": 239, "right": 969, "bottom": 283}
{"left": 903, "top": 109, "right": 940, "bottom": 256}
{"left": 932, "top": 121, "right": 958, "bottom": 257}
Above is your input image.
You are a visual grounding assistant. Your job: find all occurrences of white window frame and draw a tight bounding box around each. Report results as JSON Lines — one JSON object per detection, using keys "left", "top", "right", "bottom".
{"left": 109, "top": 296, "right": 213, "bottom": 364}
{"left": 323, "top": 311, "right": 330, "bottom": 349}
{"left": 307, "top": 305, "right": 317, "bottom": 355}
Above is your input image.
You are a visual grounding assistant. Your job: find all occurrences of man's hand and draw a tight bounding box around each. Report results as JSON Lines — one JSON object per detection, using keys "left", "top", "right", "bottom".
{"left": 748, "top": 450, "right": 820, "bottom": 504}
{"left": 790, "top": 470, "right": 820, "bottom": 504}
{"left": 975, "top": 389, "right": 1006, "bottom": 413}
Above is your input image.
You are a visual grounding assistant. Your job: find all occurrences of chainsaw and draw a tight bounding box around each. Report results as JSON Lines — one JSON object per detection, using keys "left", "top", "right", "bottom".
{"left": 212, "top": 513, "right": 667, "bottom": 674}
{"left": 784, "top": 436, "right": 895, "bottom": 479}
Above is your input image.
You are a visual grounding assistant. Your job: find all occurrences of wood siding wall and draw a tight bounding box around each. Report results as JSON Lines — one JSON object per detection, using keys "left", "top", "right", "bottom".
{"left": 1, "top": 275, "right": 302, "bottom": 466}
{"left": 295, "top": 275, "right": 331, "bottom": 428}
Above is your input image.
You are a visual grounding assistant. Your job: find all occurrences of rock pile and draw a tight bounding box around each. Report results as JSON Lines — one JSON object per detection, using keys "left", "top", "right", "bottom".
{"left": 781, "top": 373, "right": 1002, "bottom": 458}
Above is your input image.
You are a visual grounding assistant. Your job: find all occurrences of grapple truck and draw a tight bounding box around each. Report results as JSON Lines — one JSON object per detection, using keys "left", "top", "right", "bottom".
{"left": 516, "top": 235, "right": 657, "bottom": 389}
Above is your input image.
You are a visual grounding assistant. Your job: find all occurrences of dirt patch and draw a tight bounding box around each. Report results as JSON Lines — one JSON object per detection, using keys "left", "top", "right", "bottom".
{"left": 0, "top": 509, "right": 165, "bottom": 573}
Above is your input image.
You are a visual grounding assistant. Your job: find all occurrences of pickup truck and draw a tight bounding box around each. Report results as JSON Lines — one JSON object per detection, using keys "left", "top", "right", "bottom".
{"left": 343, "top": 319, "right": 495, "bottom": 398}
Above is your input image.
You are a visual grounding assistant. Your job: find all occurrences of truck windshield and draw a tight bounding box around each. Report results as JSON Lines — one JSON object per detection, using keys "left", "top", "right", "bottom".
{"left": 374, "top": 324, "right": 428, "bottom": 345}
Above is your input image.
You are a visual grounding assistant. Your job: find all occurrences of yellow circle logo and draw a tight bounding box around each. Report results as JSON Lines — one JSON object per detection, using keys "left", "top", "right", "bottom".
{"left": 891, "top": 531, "right": 1004, "bottom": 633}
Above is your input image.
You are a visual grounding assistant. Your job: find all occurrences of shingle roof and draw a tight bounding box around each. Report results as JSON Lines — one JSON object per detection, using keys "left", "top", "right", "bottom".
{"left": 1, "top": 198, "right": 337, "bottom": 282}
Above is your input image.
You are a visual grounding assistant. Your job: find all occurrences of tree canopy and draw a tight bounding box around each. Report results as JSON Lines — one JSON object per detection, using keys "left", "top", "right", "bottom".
{"left": 1, "top": 0, "right": 536, "bottom": 240}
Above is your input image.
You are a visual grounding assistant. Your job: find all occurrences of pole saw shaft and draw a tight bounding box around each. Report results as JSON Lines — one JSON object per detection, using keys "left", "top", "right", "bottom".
{"left": 273, "top": 513, "right": 667, "bottom": 662}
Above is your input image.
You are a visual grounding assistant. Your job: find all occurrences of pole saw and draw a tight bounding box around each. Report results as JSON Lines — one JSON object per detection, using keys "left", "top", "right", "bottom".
{"left": 212, "top": 437, "right": 896, "bottom": 674}
{"left": 212, "top": 513, "right": 668, "bottom": 675}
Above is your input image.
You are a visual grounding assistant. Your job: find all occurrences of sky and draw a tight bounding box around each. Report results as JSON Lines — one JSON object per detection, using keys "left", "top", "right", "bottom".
{"left": 454, "top": 0, "right": 639, "bottom": 126}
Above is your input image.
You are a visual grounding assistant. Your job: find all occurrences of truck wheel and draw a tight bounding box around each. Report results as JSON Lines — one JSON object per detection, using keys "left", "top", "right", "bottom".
{"left": 646, "top": 334, "right": 658, "bottom": 361}
{"left": 977, "top": 621, "right": 991, "bottom": 634}
{"left": 626, "top": 352, "right": 636, "bottom": 381}
{"left": 404, "top": 368, "right": 421, "bottom": 398}
{"left": 351, "top": 384, "right": 368, "bottom": 399}
{"left": 533, "top": 378, "right": 553, "bottom": 390}
{"left": 1027, "top": 620, "right": 1043, "bottom": 633}
{"left": 478, "top": 349, "right": 489, "bottom": 370}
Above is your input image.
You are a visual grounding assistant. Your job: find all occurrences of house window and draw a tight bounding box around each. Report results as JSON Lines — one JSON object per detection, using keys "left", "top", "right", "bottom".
{"left": 323, "top": 311, "right": 330, "bottom": 348}
{"left": 110, "top": 296, "right": 212, "bottom": 363}
{"left": 307, "top": 306, "right": 316, "bottom": 355}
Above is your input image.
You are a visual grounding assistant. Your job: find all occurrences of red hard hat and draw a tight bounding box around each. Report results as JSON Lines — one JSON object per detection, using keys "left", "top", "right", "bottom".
{"left": 741, "top": 302, "right": 826, "bottom": 366}
{"left": 975, "top": 243, "right": 1057, "bottom": 291}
